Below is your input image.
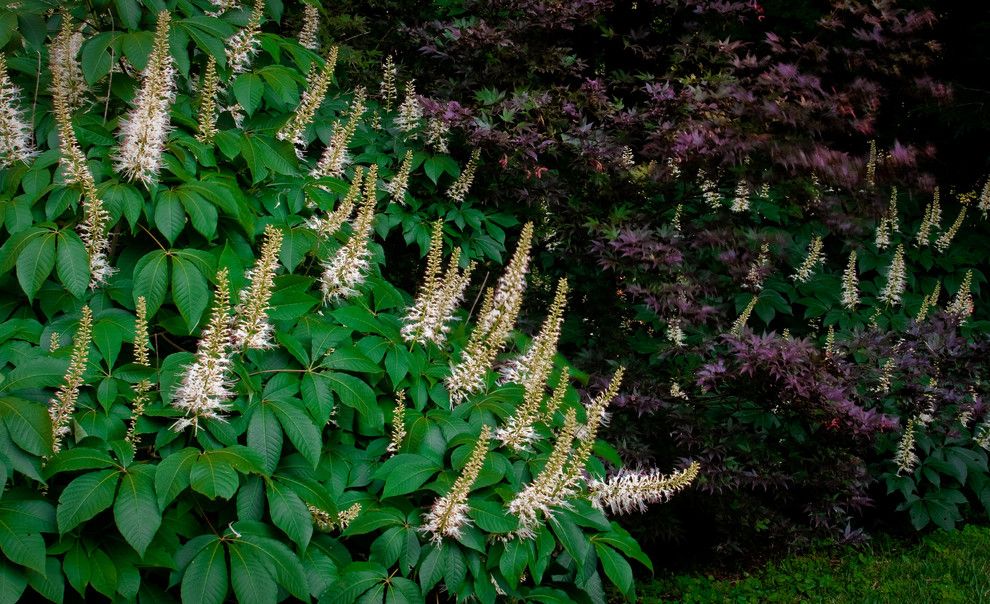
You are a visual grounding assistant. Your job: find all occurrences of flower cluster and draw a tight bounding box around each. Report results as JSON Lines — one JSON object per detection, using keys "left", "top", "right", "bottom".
{"left": 387, "top": 391, "right": 407, "bottom": 455}
{"left": 195, "top": 57, "right": 220, "bottom": 144}
{"left": 320, "top": 164, "right": 378, "bottom": 301}
{"left": 226, "top": 0, "right": 265, "bottom": 74}
{"left": 311, "top": 86, "right": 366, "bottom": 178}
{"left": 446, "top": 223, "right": 533, "bottom": 404}
{"left": 791, "top": 235, "right": 825, "bottom": 283}
{"left": 171, "top": 269, "right": 235, "bottom": 432}
{"left": 0, "top": 54, "right": 35, "bottom": 168}
{"left": 422, "top": 425, "right": 491, "bottom": 542}
{"left": 114, "top": 10, "right": 176, "bottom": 186}
{"left": 841, "top": 251, "right": 859, "bottom": 309}
{"left": 49, "top": 16, "right": 87, "bottom": 112}
{"left": 232, "top": 225, "right": 283, "bottom": 349}
{"left": 387, "top": 150, "right": 413, "bottom": 203}
{"left": 277, "top": 47, "right": 340, "bottom": 155}
{"left": 589, "top": 462, "right": 701, "bottom": 515}
{"left": 496, "top": 279, "right": 569, "bottom": 450}
{"left": 447, "top": 149, "right": 481, "bottom": 203}
{"left": 394, "top": 80, "right": 422, "bottom": 133}
{"left": 298, "top": 4, "right": 320, "bottom": 50}
{"left": 508, "top": 368, "right": 624, "bottom": 538}
{"left": 49, "top": 307, "right": 93, "bottom": 454}
{"left": 401, "top": 220, "right": 475, "bottom": 347}
{"left": 307, "top": 165, "right": 361, "bottom": 237}
{"left": 878, "top": 244, "right": 907, "bottom": 306}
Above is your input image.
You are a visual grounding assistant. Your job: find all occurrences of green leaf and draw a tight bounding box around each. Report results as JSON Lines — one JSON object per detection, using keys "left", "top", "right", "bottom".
{"left": 0, "top": 559, "right": 27, "bottom": 604}
{"left": 247, "top": 405, "right": 283, "bottom": 475}
{"left": 386, "top": 577, "right": 424, "bottom": 604}
{"left": 233, "top": 74, "right": 265, "bottom": 116}
{"left": 114, "top": 465, "right": 161, "bottom": 557}
{"left": 56, "top": 230, "right": 90, "bottom": 299}
{"left": 57, "top": 469, "right": 121, "bottom": 534}
{"left": 15, "top": 232, "right": 56, "bottom": 301}
{"left": 171, "top": 255, "right": 210, "bottom": 331}
{"left": 229, "top": 541, "right": 279, "bottom": 604}
{"left": 155, "top": 447, "right": 198, "bottom": 508}
{"left": 182, "top": 539, "right": 228, "bottom": 604}
{"left": 594, "top": 543, "right": 633, "bottom": 597}
{"left": 320, "top": 562, "right": 387, "bottom": 604}
{"left": 179, "top": 189, "right": 219, "bottom": 239}
{"left": 499, "top": 539, "right": 529, "bottom": 588}
{"left": 0, "top": 358, "right": 68, "bottom": 393}
{"left": 323, "top": 346, "right": 383, "bottom": 374}
{"left": 238, "top": 531, "right": 309, "bottom": 601}
{"left": 80, "top": 32, "right": 115, "bottom": 85}
{"left": 266, "top": 480, "right": 313, "bottom": 550}
{"left": 25, "top": 557, "right": 64, "bottom": 603}
{"left": 375, "top": 454, "right": 439, "bottom": 499}
{"left": 269, "top": 398, "right": 321, "bottom": 469}
{"left": 44, "top": 447, "right": 115, "bottom": 476}
{"left": 114, "top": 0, "right": 141, "bottom": 29}
{"left": 190, "top": 453, "right": 240, "bottom": 500}
{"left": 0, "top": 529, "right": 45, "bottom": 574}
{"left": 156, "top": 189, "right": 187, "bottom": 244}
{"left": 133, "top": 249, "right": 171, "bottom": 317}
{"left": 325, "top": 372, "right": 382, "bottom": 425}
{"left": 469, "top": 499, "right": 518, "bottom": 533}
{"left": 0, "top": 397, "right": 51, "bottom": 457}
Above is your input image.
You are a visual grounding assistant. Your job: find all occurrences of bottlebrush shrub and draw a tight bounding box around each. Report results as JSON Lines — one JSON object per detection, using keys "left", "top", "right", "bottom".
{"left": 0, "top": 2, "right": 697, "bottom": 602}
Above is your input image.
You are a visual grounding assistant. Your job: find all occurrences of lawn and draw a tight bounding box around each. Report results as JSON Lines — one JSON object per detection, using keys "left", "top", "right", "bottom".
{"left": 642, "top": 525, "right": 990, "bottom": 603}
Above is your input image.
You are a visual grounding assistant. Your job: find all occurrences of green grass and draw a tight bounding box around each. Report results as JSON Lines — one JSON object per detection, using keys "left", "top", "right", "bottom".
{"left": 640, "top": 525, "right": 990, "bottom": 603}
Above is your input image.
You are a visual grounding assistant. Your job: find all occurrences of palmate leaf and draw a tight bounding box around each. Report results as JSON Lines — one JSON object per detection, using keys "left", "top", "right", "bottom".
{"left": 57, "top": 469, "right": 121, "bottom": 534}
{"left": 114, "top": 465, "right": 161, "bottom": 557}
{"left": 133, "top": 249, "right": 170, "bottom": 317}
{"left": 171, "top": 255, "right": 209, "bottom": 331}
{"left": 15, "top": 231, "right": 56, "bottom": 301}
{"left": 181, "top": 539, "right": 228, "bottom": 604}
{"left": 265, "top": 480, "right": 312, "bottom": 550}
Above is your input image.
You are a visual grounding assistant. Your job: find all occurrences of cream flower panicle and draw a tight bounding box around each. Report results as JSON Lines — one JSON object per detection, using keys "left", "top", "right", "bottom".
{"left": 387, "top": 150, "right": 413, "bottom": 204}
{"left": 126, "top": 297, "right": 153, "bottom": 447}
{"left": 508, "top": 368, "right": 624, "bottom": 538}
{"left": 791, "top": 235, "right": 825, "bottom": 283}
{"left": 232, "top": 225, "right": 283, "bottom": 349}
{"left": 0, "top": 54, "right": 35, "bottom": 168}
{"left": 50, "top": 27, "right": 114, "bottom": 288}
{"left": 588, "top": 462, "right": 700, "bottom": 515}
{"left": 879, "top": 244, "right": 907, "bottom": 306}
{"left": 446, "top": 223, "right": 534, "bottom": 405}
{"left": 226, "top": 0, "right": 265, "bottom": 74}
{"left": 50, "top": 16, "right": 87, "bottom": 111}
{"left": 841, "top": 250, "right": 859, "bottom": 310}
{"left": 422, "top": 425, "right": 491, "bottom": 543}
{"left": 508, "top": 409, "right": 578, "bottom": 539}
{"left": 730, "top": 178, "right": 750, "bottom": 212}
{"left": 447, "top": 149, "right": 480, "bottom": 203}
{"left": 49, "top": 306, "right": 93, "bottom": 455}
{"left": 310, "top": 86, "right": 366, "bottom": 178}
{"left": 947, "top": 269, "right": 974, "bottom": 321}
{"left": 195, "top": 57, "right": 220, "bottom": 144}
{"left": 278, "top": 46, "right": 339, "bottom": 155}
{"left": 171, "top": 269, "right": 235, "bottom": 433}
{"left": 402, "top": 220, "right": 475, "bottom": 347}
{"left": 298, "top": 4, "right": 320, "bottom": 50}
{"left": 320, "top": 164, "right": 378, "bottom": 301}
{"left": 387, "top": 391, "right": 407, "bottom": 456}
{"left": 496, "top": 279, "right": 569, "bottom": 450}
{"left": 380, "top": 55, "right": 398, "bottom": 113}
{"left": 730, "top": 296, "right": 758, "bottom": 336}
{"left": 934, "top": 206, "right": 966, "bottom": 253}
{"left": 307, "top": 165, "right": 362, "bottom": 236}
{"left": 394, "top": 79, "right": 422, "bottom": 133}
{"left": 114, "top": 10, "right": 176, "bottom": 186}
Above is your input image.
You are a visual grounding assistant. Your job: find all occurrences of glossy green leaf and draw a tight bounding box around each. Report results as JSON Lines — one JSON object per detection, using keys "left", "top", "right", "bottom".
{"left": 57, "top": 469, "right": 120, "bottom": 534}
